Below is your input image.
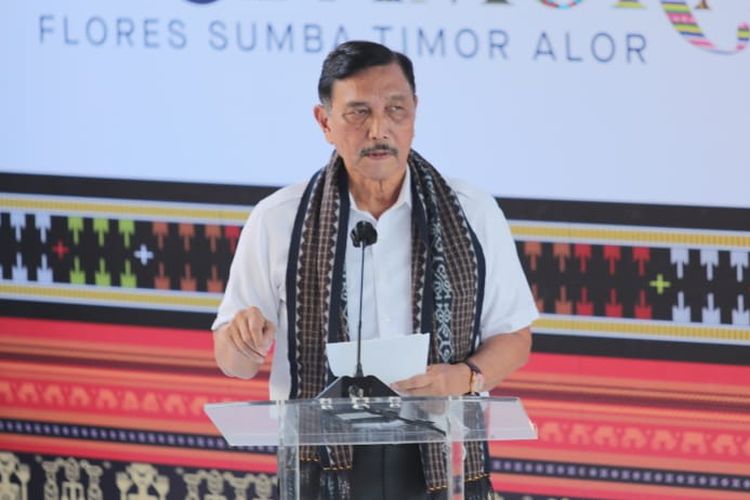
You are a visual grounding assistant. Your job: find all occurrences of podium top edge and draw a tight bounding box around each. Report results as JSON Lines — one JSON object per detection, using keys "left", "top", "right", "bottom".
{"left": 204, "top": 395, "right": 521, "bottom": 409}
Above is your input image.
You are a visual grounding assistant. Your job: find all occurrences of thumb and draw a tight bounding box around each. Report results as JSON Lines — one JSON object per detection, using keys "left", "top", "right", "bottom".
{"left": 261, "top": 319, "right": 276, "bottom": 345}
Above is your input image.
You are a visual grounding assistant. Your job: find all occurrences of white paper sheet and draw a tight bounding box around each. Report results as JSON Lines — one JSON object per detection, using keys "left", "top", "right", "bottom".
{"left": 326, "top": 333, "right": 430, "bottom": 385}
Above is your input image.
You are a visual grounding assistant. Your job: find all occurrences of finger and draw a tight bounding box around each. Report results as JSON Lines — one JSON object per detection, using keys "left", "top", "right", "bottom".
{"left": 392, "top": 377, "right": 436, "bottom": 396}
{"left": 235, "top": 313, "right": 261, "bottom": 354}
{"left": 392, "top": 373, "right": 431, "bottom": 391}
{"left": 400, "top": 385, "right": 436, "bottom": 397}
{"left": 235, "top": 311, "right": 271, "bottom": 359}
{"left": 246, "top": 312, "right": 270, "bottom": 355}
{"left": 232, "top": 315, "right": 252, "bottom": 350}
{"left": 226, "top": 324, "right": 265, "bottom": 363}
{"left": 260, "top": 319, "right": 276, "bottom": 348}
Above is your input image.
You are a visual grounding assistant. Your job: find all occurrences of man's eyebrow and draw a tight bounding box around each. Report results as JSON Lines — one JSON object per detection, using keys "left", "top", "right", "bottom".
{"left": 344, "top": 101, "right": 369, "bottom": 108}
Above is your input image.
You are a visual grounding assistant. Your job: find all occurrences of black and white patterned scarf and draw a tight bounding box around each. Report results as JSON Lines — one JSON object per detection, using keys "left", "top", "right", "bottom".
{"left": 285, "top": 150, "right": 491, "bottom": 499}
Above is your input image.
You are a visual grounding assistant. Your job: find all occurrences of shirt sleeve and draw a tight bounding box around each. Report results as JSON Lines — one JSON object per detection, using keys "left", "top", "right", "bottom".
{"left": 460, "top": 186, "right": 539, "bottom": 339}
{"left": 211, "top": 204, "right": 280, "bottom": 332}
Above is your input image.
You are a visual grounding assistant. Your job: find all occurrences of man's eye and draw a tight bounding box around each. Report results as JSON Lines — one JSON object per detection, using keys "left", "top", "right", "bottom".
{"left": 388, "top": 106, "right": 408, "bottom": 119}
{"left": 344, "top": 108, "right": 369, "bottom": 124}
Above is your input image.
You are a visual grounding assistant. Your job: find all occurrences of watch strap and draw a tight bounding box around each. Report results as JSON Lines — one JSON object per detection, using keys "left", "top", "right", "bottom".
{"left": 463, "top": 359, "right": 483, "bottom": 394}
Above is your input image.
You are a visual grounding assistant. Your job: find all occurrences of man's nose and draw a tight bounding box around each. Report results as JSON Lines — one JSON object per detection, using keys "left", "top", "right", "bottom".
{"left": 367, "top": 112, "right": 389, "bottom": 140}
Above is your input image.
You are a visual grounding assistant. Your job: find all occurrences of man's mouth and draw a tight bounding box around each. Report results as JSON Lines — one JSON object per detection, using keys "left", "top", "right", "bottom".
{"left": 361, "top": 145, "right": 398, "bottom": 159}
{"left": 367, "top": 150, "right": 390, "bottom": 159}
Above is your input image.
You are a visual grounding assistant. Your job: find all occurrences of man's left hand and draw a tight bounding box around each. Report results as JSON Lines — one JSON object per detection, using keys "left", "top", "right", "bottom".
{"left": 391, "top": 363, "right": 471, "bottom": 396}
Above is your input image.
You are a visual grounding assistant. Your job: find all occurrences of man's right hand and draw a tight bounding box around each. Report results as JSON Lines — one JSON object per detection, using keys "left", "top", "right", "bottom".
{"left": 214, "top": 306, "right": 276, "bottom": 378}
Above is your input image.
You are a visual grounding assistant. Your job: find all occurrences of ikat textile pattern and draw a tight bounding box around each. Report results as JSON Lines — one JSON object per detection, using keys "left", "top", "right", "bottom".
{"left": 1, "top": 173, "right": 748, "bottom": 499}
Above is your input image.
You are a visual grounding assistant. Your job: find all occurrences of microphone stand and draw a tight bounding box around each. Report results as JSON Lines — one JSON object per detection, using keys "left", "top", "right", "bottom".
{"left": 354, "top": 233, "right": 366, "bottom": 378}
{"left": 316, "top": 223, "right": 443, "bottom": 439}
{"left": 317, "top": 221, "right": 397, "bottom": 399}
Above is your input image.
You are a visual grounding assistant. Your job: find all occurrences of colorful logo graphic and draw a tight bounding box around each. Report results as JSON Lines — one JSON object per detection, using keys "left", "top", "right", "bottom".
{"left": 540, "top": 0, "right": 586, "bottom": 9}
{"left": 660, "top": 0, "right": 749, "bottom": 54}
{"left": 537, "top": 0, "right": 748, "bottom": 55}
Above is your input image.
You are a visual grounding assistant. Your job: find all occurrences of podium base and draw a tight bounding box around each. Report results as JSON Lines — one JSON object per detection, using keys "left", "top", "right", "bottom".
{"left": 316, "top": 375, "right": 397, "bottom": 399}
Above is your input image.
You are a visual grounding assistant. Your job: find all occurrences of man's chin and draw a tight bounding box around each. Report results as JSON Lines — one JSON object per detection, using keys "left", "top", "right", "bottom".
{"left": 355, "top": 160, "right": 405, "bottom": 181}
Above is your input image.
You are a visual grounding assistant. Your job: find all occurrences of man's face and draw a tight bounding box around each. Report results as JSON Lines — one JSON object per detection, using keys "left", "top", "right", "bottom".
{"left": 314, "top": 62, "right": 417, "bottom": 184}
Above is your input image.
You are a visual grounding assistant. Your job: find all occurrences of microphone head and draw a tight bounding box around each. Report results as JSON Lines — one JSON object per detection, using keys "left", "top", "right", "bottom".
{"left": 350, "top": 221, "right": 378, "bottom": 248}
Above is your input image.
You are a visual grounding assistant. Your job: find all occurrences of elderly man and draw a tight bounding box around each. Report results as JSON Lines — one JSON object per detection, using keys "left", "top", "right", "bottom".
{"left": 212, "top": 40, "right": 538, "bottom": 500}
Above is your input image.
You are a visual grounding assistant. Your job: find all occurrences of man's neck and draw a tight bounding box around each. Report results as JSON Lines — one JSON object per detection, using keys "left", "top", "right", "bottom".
{"left": 348, "top": 171, "right": 406, "bottom": 220}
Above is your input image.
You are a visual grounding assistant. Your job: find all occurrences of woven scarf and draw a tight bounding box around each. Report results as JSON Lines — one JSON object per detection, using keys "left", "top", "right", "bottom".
{"left": 285, "top": 150, "right": 490, "bottom": 499}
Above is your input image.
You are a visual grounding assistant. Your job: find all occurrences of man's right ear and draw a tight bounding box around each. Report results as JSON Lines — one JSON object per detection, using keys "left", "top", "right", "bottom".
{"left": 313, "top": 105, "right": 330, "bottom": 132}
{"left": 313, "top": 105, "right": 334, "bottom": 144}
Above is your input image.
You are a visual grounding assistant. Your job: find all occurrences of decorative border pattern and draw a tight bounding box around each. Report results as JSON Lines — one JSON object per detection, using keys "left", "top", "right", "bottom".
{"left": 2, "top": 317, "right": 749, "bottom": 499}
{"left": 0, "top": 419, "right": 272, "bottom": 455}
{"left": 492, "top": 458, "right": 750, "bottom": 493}
{"left": 2, "top": 174, "right": 750, "bottom": 499}
{"left": 3, "top": 185, "right": 748, "bottom": 345}
{"left": 0, "top": 451, "right": 277, "bottom": 500}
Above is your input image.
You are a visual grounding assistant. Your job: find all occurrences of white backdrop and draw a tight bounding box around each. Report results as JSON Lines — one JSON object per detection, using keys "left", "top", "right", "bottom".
{"left": 1, "top": 0, "right": 748, "bottom": 207}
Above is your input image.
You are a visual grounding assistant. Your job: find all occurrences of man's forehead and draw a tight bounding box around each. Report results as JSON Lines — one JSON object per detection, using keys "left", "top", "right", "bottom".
{"left": 342, "top": 93, "right": 410, "bottom": 106}
{"left": 329, "top": 63, "right": 413, "bottom": 102}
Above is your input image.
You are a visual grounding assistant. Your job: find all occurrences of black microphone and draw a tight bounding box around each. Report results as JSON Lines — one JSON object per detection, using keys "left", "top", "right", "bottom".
{"left": 350, "top": 220, "right": 378, "bottom": 248}
{"left": 350, "top": 221, "right": 377, "bottom": 378}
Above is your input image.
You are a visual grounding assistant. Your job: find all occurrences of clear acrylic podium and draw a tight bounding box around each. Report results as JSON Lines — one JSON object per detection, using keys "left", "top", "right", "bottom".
{"left": 205, "top": 396, "right": 536, "bottom": 499}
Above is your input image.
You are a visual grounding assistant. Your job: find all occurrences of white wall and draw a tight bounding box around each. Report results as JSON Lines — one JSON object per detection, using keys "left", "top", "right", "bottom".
{"left": 2, "top": 0, "right": 748, "bottom": 207}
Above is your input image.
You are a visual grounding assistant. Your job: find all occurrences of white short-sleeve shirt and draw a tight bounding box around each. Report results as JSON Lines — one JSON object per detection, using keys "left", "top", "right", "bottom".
{"left": 212, "top": 169, "right": 539, "bottom": 400}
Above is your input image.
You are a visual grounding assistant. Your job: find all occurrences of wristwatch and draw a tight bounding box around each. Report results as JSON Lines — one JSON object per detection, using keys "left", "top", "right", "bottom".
{"left": 464, "top": 359, "right": 484, "bottom": 395}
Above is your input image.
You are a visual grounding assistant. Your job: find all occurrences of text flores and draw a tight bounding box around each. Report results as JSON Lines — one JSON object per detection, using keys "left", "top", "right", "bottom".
{"left": 38, "top": 15, "right": 647, "bottom": 64}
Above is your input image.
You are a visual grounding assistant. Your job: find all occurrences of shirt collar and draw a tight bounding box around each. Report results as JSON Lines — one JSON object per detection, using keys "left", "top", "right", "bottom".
{"left": 394, "top": 166, "right": 413, "bottom": 209}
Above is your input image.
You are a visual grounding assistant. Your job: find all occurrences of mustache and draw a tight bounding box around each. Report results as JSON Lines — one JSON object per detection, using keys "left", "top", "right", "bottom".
{"left": 360, "top": 144, "right": 398, "bottom": 158}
